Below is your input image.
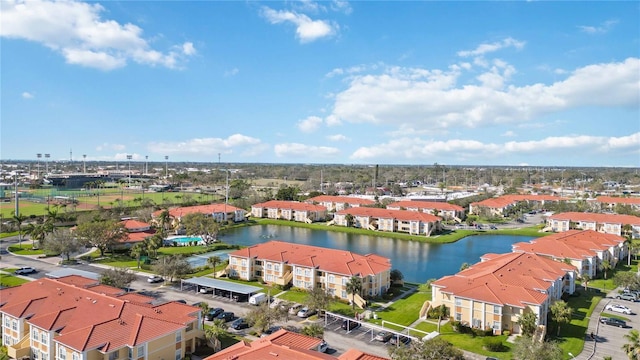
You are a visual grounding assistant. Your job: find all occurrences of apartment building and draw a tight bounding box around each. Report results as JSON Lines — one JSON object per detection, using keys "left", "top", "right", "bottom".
{"left": 386, "top": 200, "right": 465, "bottom": 222}
{"left": 469, "top": 195, "right": 567, "bottom": 217}
{"left": 1, "top": 275, "right": 202, "bottom": 360}
{"left": 595, "top": 196, "right": 640, "bottom": 212}
{"left": 333, "top": 207, "right": 441, "bottom": 236}
{"left": 250, "top": 200, "right": 328, "bottom": 223}
{"left": 117, "top": 219, "right": 156, "bottom": 248}
{"left": 306, "top": 195, "right": 375, "bottom": 212}
{"left": 227, "top": 241, "right": 391, "bottom": 300}
{"left": 547, "top": 212, "right": 640, "bottom": 239}
{"left": 153, "top": 203, "right": 247, "bottom": 226}
{"left": 431, "top": 252, "right": 576, "bottom": 335}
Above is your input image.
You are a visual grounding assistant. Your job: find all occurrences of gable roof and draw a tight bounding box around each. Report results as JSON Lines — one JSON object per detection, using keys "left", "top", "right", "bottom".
{"left": 513, "top": 230, "right": 625, "bottom": 260}
{"left": 597, "top": 196, "right": 640, "bottom": 206}
{"left": 153, "top": 203, "right": 245, "bottom": 218}
{"left": 307, "top": 195, "right": 375, "bottom": 206}
{"left": 0, "top": 276, "right": 199, "bottom": 352}
{"left": 386, "top": 200, "right": 464, "bottom": 212}
{"left": 471, "top": 195, "right": 567, "bottom": 209}
{"left": 432, "top": 252, "right": 574, "bottom": 308}
{"left": 338, "top": 348, "right": 390, "bottom": 360}
{"left": 252, "top": 200, "right": 327, "bottom": 212}
{"left": 336, "top": 207, "right": 441, "bottom": 222}
{"left": 230, "top": 241, "right": 391, "bottom": 277}
{"left": 548, "top": 212, "right": 640, "bottom": 226}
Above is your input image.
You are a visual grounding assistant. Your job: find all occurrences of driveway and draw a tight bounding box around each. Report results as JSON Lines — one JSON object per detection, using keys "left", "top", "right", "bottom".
{"left": 588, "top": 294, "right": 638, "bottom": 360}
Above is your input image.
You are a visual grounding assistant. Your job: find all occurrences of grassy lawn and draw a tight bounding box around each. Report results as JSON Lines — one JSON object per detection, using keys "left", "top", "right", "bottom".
{"left": 0, "top": 231, "right": 19, "bottom": 239}
{"left": 439, "top": 322, "right": 514, "bottom": 360}
{"left": 0, "top": 273, "right": 30, "bottom": 287}
{"left": 580, "top": 258, "right": 638, "bottom": 292}
{"left": 552, "top": 290, "right": 603, "bottom": 359}
{"left": 8, "top": 244, "right": 45, "bottom": 255}
{"left": 368, "top": 291, "right": 431, "bottom": 327}
{"left": 277, "top": 290, "right": 308, "bottom": 304}
{"left": 601, "top": 312, "right": 629, "bottom": 321}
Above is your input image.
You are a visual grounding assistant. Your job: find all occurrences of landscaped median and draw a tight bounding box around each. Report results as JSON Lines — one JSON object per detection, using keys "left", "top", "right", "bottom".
{"left": 0, "top": 271, "right": 31, "bottom": 287}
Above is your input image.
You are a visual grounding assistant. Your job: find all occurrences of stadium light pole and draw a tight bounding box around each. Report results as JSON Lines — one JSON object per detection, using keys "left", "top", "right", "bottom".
{"left": 83, "top": 154, "right": 87, "bottom": 173}
{"left": 45, "top": 154, "right": 50, "bottom": 174}
{"left": 36, "top": 153, "right": 42, "bottom": 178}
{"left": 127, "top": 154, "right": 132, "bottom": 188}
{"left": 145, "top": 155, "right": 148, "bottom": 175}
{"left": 164, "top": 156, "right": 169, "bottom": 178}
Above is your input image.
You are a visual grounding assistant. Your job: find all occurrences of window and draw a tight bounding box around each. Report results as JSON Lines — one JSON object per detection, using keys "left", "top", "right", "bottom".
{"left": 255, "top": 260, "right": 262, "bottom": 266}
{"left": 455, "top": 298, "right": 462, "bottom": 306}
{"left": 72, "top": 353, "right": 80, "bottom": 360}
{"left": 304, "top": 269, "right": 311, "bottom": 277}
{"left": 493, "top": 305, "right": 502, "bottom": 315}
{"left": 176, "top": 331, "right": 182, "bottom": 342}
{"left": 328, "top": 275, "right": 335, "bottom": 283}
{"left": 255, "top": 270, "right": 262, "bottom": 276}
{"left": 230, "top": 258, "right": 237, "bottom": 265}
{"left": 4, "top": 317, "right": 10, "bottom": 328}
{"left": 274, "top": 264, "right": 280, "bottom": 271}
{"left": 342, "top": 277, "right": 347, "bottom": 285}
{"left": 493, "top": 321, "right": 501, "bottom": 330}
{"left": 186, "top": 322, "right": 194, "bottom": 332}
{"left": 109, "top": 350, "right": 119, "bottom": 360}
{"left": 59, "top": 346, "right": 67, "bottom": 360}
{"left": 316, "top": 271, "right": 323, "bottom": 277}
{"left": 128, "top": 347, "right": 133, "bottom": 359}
{"left": 266, "top": 263, "right": 272, "bottom": 270}
{"left": 41, "top": 332, "right": 47, "bottom": 345}
{"left": 296, "top": 268, "right": 302, "bottom": 275}
{"left": 11, "top": 320, "right": 17, "bottom": 331}
{"left": 455, "top": 312, "right": 462, "bottom": 321}
{"left": 137, "top": 345, "right": 145, "bottom": 357}
{"left": 341, "top": 290, "right": 347, "bottom": 298}
{"left": 32, "top": 348, "right": 39, "bottom": 360}
{"left": 32, "top": 328, "right": 38, "bottom": 341}
{"left": 175, "top": 349, "right": 181, "bottom": 360}
{"left": 241, "top": 259, "right": 247, "bottom": 267}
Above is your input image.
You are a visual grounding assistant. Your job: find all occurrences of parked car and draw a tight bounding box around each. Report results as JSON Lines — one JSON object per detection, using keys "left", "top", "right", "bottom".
{"left": 600, "top": 317, "right": 627, "bottom": 327}
{"left": 269, "top": 298, "right": 286, "bottom": 309}
{"left": 0, "top": 248, "right": 9, "bottom": 255}
{"left": 230, "top": 318, "right": 250, "bottom": 330}
{"left": 317, "top": 340, "right": 328, "bottom": 353}
{"left": 261, "top": 326, "right": 282, "bottom": 337}
{"left": 175, "top": 300, "right": 187, "bottom": 304}
{"left": 605, "top": 304, "right": 633, "bottom": 315}
{"left": 617, "top": 293, "right": 638, "bottom": 302}
{"left": 489, "top": 225, "right": 498, "bottom": 230}
{"left": 297, "top": 307, "right": 317, "bottom": 318}
{"left": 341, "top": 320, "right": 360, "bottom": 331}
{"left": 216, "top": 311, "right": 235, "bottom": 322}
{"left": 288, "top": 304, "right": 303, "bottom": 315}
{"left": 200, "top": 287, "right": 213, "bottom": 294}
{"left": 205, "top": 308, "right": 224, "bottom": 321}
{"left": 389, "top": 335, "right": 412, "bottom": 346}
{"left": 374, "top": 331, "right": 392, "bottom": 342}
{"left": 15, "top": 267, "right": 37, "bottom": 275}
{"left": 249, "top": 293, "right": 268, "bottom": 305}
{"left": 147, "top": 275, "right": 163, "bottom": 283}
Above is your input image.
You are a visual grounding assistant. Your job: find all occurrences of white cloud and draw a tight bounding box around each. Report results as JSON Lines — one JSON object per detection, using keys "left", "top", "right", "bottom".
{"left": 21, "top": 91, "right": 33, "bottom": 99}
{"left": 327, "top": 134, "right": 350, "bottom": 142}
{"left": 297, "top": 116, "right": 323, "bottom": 133}
{"left": 350, "top": 133, "right": 640, "bottom": 161}
{"left": 578, "top": 20, "right": 618, "bottom": 34}
{"left": 224, "top": 68, "right": 239, "bottom": 77}
{"left": 0, "top": 0, "right": 195, "bottom": 70}
{"left": 457, "top": 37, "right": 525, "bottom": 58}
{"left": 325, "top": 57, "right": 639, "bottom": 130}
{"left": 147, "top": 134, "right": 265, "bottom": 156}
{"left": 261, "top": 6, "right": 337, "bottom": 43}
{"left": 96, "top": 143, "right": 126, "bottom": 151}
{"left": 275, "top": 143, "right": 340, "bottom": 158}
{"left": 501, "top": 130, "right": 516, "bottom": 137}
{"left": 331, "top": 0, "right": 352, "bottom": 14}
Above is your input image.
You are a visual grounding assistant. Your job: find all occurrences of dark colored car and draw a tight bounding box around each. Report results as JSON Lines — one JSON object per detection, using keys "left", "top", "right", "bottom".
{"left": 341, "top": 320, "right": 360, "bottom": 331}
{"left": 230, "top": 318, "right": 250, "bottom": 330}
{"left": 389, "top": 335, "right": 411, "bottom": 346}
{"left": 216, "top": 311, "right": 235, "bottom": 322}
{"left": 489, "top": 225, "right": 498, "bottom": 230}
{"left": 261, "top": 326, "right": 282, "bottom": 337}
{"left": 175, "top": 300, "right": 187, "bottom": 304}
{"left": 374, "top": 331, "right": 392, "bottom": 342}
{"left": 600, "top": 317, "right": 627, "bottom": 327}
{"left": 205, "top": 308, "right": 224, "bottom": 321}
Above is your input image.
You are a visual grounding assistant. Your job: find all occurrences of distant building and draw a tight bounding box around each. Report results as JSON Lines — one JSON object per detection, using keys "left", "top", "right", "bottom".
{"left": 153, "top": 203, "right": 247, "bottom": 228}
{"left": 306, "top": 195, "right": 375, "bottom": 212}
{"left": 251, "top": 200, "right": 327, "bottom": 223}
{"left": 386, "top": 200, "right": 465, "bottom": 222}
{"left": 596, "top": 196, "right": 640, "bottom": 212}
{"left": 469, "top": 195, "right": 567, "bottom": 217}
{"left": 333, "top": 207, "right": 441, "bottom": 236}
{"left": 547, "top": 212, "right": 640, "bottom": 239}
{"left": 117, "top": 218, "right": 156, "bottom": 248}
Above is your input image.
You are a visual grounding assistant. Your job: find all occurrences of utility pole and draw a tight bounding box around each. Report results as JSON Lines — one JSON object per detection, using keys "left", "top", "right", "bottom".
{"left": 36, "top": 153, "right": 42, "bottom": 178}
{"left": 45, "top": 154, "right": 50, "bottom": 174}
{"left": 83, "top": 154, "right": 87, "bottom": 173}
{"left": 14, "top": 173, "right": 19, "bottom": 217}
{"left": 164, "top": 156, "right": 169, "bottom": 178}
{"left": 127, "top": 154, "right": 132, "bottom": 187}
{"left": 145, "top": 155, "right": 148, "bottom": 175}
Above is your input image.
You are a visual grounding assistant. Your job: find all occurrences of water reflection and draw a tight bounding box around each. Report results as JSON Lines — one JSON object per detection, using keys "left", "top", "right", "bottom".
{"left": 222, "top": 225, "right": 534, "bottom": 283}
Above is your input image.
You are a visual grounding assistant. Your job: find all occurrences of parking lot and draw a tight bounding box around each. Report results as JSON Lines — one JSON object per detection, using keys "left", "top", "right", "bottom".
{"left": 592, "top": 294, "right": 639, "bottom": 360}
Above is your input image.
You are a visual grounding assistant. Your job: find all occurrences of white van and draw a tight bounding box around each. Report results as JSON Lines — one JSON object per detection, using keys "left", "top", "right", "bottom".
{"left": 249, "top": 293, "right": 268, "bottom": 306}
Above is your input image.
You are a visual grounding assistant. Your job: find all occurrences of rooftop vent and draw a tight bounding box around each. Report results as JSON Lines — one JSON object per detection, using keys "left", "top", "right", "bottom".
{"left": 268, "top": 352, "right": 279, "bottom": 357}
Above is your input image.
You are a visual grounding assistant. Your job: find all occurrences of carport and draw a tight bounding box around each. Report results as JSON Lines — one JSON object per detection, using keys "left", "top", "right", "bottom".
{"left": 180, "top": 277, "right": 262, "bottom": 302}
{"left": 46, "top": 268, "right": 100, "bottom": 280}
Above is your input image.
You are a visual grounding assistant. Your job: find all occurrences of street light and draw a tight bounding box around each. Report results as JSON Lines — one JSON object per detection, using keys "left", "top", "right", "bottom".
{"left": 36, "top": 153, "right": 42, "bottom": 178}
{"left": 127, "top": 154, "right": 132, "bottom": 187}
{"left": 83, "top": 154, "right": 87, "bottom": 173}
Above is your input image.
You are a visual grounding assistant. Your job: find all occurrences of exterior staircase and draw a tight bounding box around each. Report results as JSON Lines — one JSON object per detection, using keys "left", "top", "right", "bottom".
{"left": 419, "top": 300, "right": 432, "bottom": 319}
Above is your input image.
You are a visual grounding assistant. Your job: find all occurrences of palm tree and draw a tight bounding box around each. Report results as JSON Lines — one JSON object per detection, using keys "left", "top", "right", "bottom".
{"left": 436, "top": 305, "right": 450, "bottom": 332}
{"left": 130, "top": 242, "right": 146, "bottom": 269}
{"left": 11, "top": 213, "right": 28, "bottom": 248}
{"left": 25, "top": 223, "right": 49, "bottom": 249}
{"left": 198, "top": 302, "right": 210, "bottom": 327}
{"left": 581, "top": 274, "right": 590, "bottom": 292}
{"left": 550, "top": 300, "right": 572, "bottom": 336}
{"left": 205, "top": 319, "right": 228, "bottom": 352}
{"left": 207, "top": 255, "right": 223, "bottom": 278}
{"left": 601, "top": 259, "right": 612, "bottom": 280}
{"left": 623, "top": 329, "right": 640, "bottom": 360}
{"left": 144, "top": 234, "right": 163, "bottom": 258}
{"left": 345, "top": 276, "right": 363, "bottom": 310}
{"left": 624, "top": 234, "right": 633, "bottom": 266}
{"left": 158, "top": 209, "right": 170, "bottom": 236}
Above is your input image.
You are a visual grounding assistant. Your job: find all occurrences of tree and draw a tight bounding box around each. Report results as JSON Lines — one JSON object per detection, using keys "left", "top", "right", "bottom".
{"left": 305, "top": 287, "right": 334, "bottom": 315}
{"left": 275, "top": 186, "right": 300, "bottom": 201}
{"left": 152, "top": 255, "right": 192, "bottom": 282}
{"left": 388, "top": 337, "right": 464, "bottom": 360}
{"left": 11, "top": 213, "right": 27, "bottom": 248}
{"left": 459, "top": 262, "right": 470, "bottom": 271}
{"left": 550, "top": 300, "right": 572, "bottom": 336}
{"left": 25, "top": 222, "right": 51, "bottom": 249}
{"left": 614, "top": 272, "right": 640, "bottom": 291}
{"left": 435, "top": 305, "right": 450, "bottom": 333}
{"left": 207, "top": 255, "right": 223, "bottom": 277}
{"left": 345, "top": 276, "right": 363, "bottom": 310}
{"left": 512, "top": 336, "right": 562, "bottom": 360}
{"left": 623, "top": 329, "right": 640, "bottom": 360}
{"left": 144, "top": 234, "right": 163, "bottom": 258}
{"left": 245, "top": 304, "right": 286, "bottom": 334}
{"left": 157, "top": 209, "right": 171, "bottom": 236}
{"left": 100, "top": 267, "right": 136, "bottom": 290}
{"left": 198, "top": 302, "right": 210, "bottom": 326}
{"left": 517, "top": 311, "right": 538, "bottom": 337}
{"left": 44, "top": 229, "right": 81, "bottom": 261}
{"left": 390, "top": 269, "right": 404, "bottom": 285}
{"left": 130, "top": 242, "right": 147, "bottom": 269}
{"left": 581, "top": 274, "right": 591, "bottom": 292}
{"left": 74, "top": 220, "right": 127, "bottom": 256}
{"left": 345, "top": 214, "right": 355, "bottom": 227}
{"left": 205, "top": 319, "right": 228, "bottom": 352}
{"left": 301, "top": 323, "right": 324, "bottom": 339}
{"left": 181, "top": 212, "right": 220, "bottom": 245}
{"left": 624, "top": 233, "right": 633, "bottom": 266}
{"left": 601, "top": 259, "right": 612, "bottom": 280}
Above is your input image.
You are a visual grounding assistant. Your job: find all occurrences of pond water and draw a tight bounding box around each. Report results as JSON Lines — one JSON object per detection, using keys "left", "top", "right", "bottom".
{"left": 219, "top": 225, "right": 534, "bottom": 283}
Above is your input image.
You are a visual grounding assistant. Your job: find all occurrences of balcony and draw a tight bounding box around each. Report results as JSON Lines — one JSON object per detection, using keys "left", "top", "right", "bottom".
{"left": 7, "top": 335, "right": 30, "bottom": 360}
{"left": 274, "top": 271, "right": 293, "bottom": 286}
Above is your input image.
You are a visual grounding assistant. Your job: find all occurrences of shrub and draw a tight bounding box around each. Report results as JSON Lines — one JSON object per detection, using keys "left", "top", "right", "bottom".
{"left": 483, "top": 337, "right": 506, "bottom": 352}
{"left": 502, "top": 330, "right": 510, "bottom": 336}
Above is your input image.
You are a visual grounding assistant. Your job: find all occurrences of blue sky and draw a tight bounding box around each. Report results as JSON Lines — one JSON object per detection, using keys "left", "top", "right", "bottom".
{"left": 1, "top": 0, "right": 639, "bottom": 167}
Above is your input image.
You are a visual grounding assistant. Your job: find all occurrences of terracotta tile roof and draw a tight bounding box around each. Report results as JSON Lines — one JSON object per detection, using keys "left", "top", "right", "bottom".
{"left": 338, "top": 348, "right": 390, "bottom": 360}
{"left": 471, "top": 195, "right": 567, "bottom": 209}
{"left": 122, "top": 230, "right": 156, "bottom": 243}
{"left": 0, "top": 277, "right": 199, "bottom": 352}
{"left": 386, "top": 200, "right": 464, "bottom": 212}
{"left": 54, "top": 275, "right": 100, "bottom": 287}
{"left": 115, "top": 293, "right": 154, "bottom": 304}
{"left": 204, "top": 329, "right": 335, "bottom": 360}
{"left": 513, "top": 230, "right": 625, "bottom": 260}
{"left": 252, "top": 200, "right": 327, "bottom": 212}
{"left": 336, "top": 207, "right": 441, "bottom": 222}
{"left": 153, "top": 203, "right": 245, "bottom": 218}
{"left": 85, "top": 284, "right": 126, "bottom": 296}
{"left": 307, "top": 195, "right": 375, "bottom": 206}
{"left": 549, "top": 212, "right": 640, "bottom": 225}
{"left": 433, "top": 252, "right": 574, "bottom": 307}
{"left": 230, "top": 241, "right": 391, "bottom": 277}
{"left": 121, "top": 219, "right": 151, "bottom": 230}
{"left": 597, "top": 196, "right": 640, "bottom": 205}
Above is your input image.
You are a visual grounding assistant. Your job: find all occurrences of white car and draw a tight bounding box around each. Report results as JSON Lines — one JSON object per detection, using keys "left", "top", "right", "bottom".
{"left": 605, "top": 304, "right": 632, "bottom": 315}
